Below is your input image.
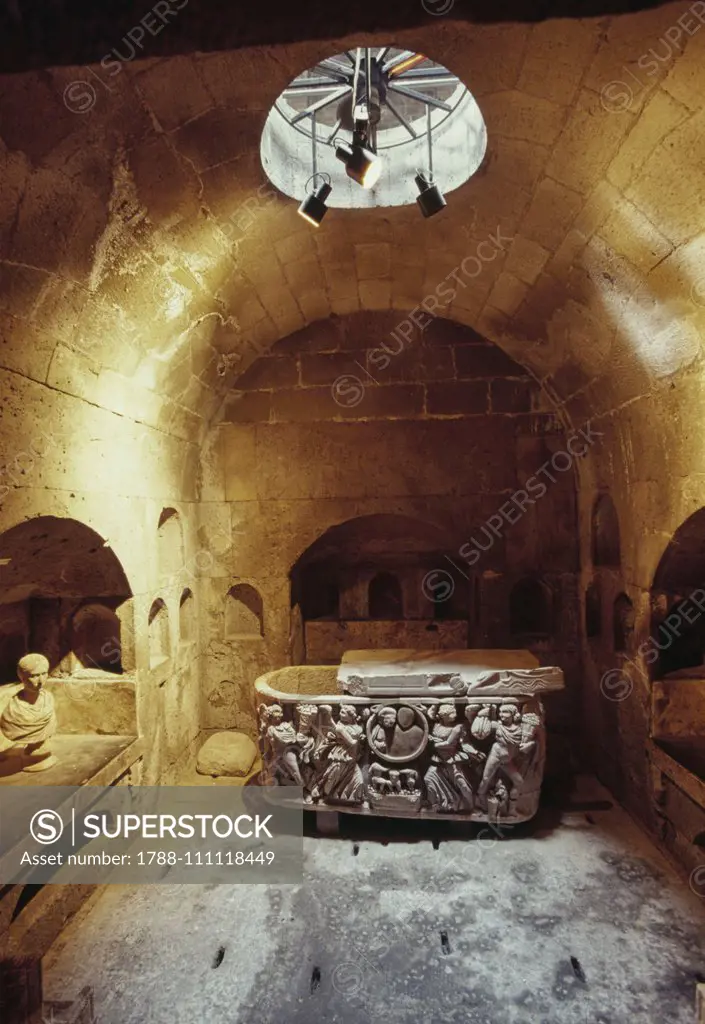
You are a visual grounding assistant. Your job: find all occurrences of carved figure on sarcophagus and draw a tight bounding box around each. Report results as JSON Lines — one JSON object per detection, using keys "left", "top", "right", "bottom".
{"left": 258, "top": 703, "right": 304, "bottom": 787}
{"left": 476, "top": 704, "right": 536, "bottom": 816}
{"left": 310, "top": 704, "right": 365, "bottom": 805}
{"left": 424, "top": 703, "right": 481, "bottom": 813}
{"left": 294, "top": 703, "right": 325, "bottom": 798}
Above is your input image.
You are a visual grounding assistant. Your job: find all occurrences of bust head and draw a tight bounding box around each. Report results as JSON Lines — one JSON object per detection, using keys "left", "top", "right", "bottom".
{"left": 268, "top": 704, "right": 284, "bottom": 724}
{"left": 438, "top": 704, "right": 456, "bottom": 725}
{"left": 18, "top": 654, "right": 50, "bottom": 693}
{"left": 499, "top": 704, "right": 520, "bottom": 725}
{"left": 339, "top": 704, "right": 358, "bottom": 725}
{"left": 378, "top": 706, "right": 397, "bottom": 729}
{"left": 396, "top": 706, "right": 415, "bottom": 730}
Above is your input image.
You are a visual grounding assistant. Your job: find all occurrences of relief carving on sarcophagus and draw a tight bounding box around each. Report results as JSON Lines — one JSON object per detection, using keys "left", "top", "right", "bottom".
{"left": 256, "top": 650, "right": 563, "bottom": 824}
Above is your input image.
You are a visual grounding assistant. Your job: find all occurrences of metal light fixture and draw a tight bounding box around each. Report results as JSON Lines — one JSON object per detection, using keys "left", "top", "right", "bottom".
{"left": 334, "top": 49, "right": 383, "bottom": 190}
{"left": 415, "top": 174, "right": 446, "bottom": 217}
{"left": 281, "top": 47, "right": 463, "bottom": 210}
{"left": 298, "top": 113, "right": 333, "bottom": 227}
{"left": 298, "top": 178, "right": 332, "bottom": 227}
{"left": 415, "top": 106, "right": 446, "bottom": 217}
{"left": 334, "top": 139, "right": 382, "bottom": 188}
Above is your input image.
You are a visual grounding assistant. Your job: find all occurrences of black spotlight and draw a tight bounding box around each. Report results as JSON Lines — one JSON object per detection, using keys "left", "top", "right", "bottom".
{"left": 298, "top": 181, "right": 332, "bottom": 227}
{"left": 415, "top": 174, "right": 446, "bottom": 218}
{"left": 335, "top": 141, "right": 382, "bottom": 189}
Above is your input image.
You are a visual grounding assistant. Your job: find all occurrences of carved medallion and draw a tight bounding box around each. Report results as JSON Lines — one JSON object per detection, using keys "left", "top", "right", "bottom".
{"left": 366, "top": 703, "right": 429, "bottom": 763}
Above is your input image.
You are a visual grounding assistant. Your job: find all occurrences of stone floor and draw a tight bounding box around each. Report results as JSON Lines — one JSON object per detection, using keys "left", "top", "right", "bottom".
{"left": 43, "top": 777, "right": 705, "bottom": 1024}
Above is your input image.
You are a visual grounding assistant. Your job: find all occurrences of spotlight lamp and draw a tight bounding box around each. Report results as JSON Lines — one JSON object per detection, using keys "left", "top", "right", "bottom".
{"left": 335, "top": 140, "right": 383, "bottom": 189}
{"left": 413, "top": 105, "right": 446, "bottom": 217}
{"left": 298, "top": 176, "right": 332, "bottom": 227}
{"left": 415, "top": 173, "right": 446, "bottom": 218}
{"left": 298, "top": 114, "right": 333, "bottom": 228}
{"left": 283, "top": 47, "right": 464, "bottom": 218}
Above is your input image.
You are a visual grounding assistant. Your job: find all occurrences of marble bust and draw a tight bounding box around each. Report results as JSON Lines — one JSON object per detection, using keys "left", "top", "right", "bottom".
{"left": 0, "top": 653, "right": 58, "bottom": 772}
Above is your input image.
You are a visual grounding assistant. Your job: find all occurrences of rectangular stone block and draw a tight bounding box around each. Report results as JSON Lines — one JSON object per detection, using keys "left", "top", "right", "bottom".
{"left": 235, "top": 356, "right": 299, "bottom": 390}
{"left": 222, "top": 391, "right": 271, "bottom": 423}
{"left": 380, "top": 346, "right": 456, "bottom": 384}
{"left": 358, "top": 279, "right": 391, "bottom": 309}
{"left": 491, "top": 379, "right": 534, "bottom": 413}
{"left": 426, "top": 381, "right": 489, "bottom": 416}
{"left": 338, "top": 384, "right": 424, "bottom": 420}
{"left": 272, "top": 387, "right": 338, "bottom": 422}
{"left": 521, "top": 177, "right": 584, "bottom": 249}
{"left": 355, "top": 242, "right": 391, "bottom": 279}
{"left": 504, "top": 236, "right": 551, "bottom": 285}
{"left": 455, "top": 344, "right": 526, "bottom": 378}
{"left": 300, "top": 352, "right": 360, "bottom": 387}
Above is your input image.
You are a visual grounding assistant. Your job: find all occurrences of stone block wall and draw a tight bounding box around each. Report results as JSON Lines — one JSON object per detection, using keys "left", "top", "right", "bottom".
{"left": 199, "top": 313, "right": 582, "bottom": 755}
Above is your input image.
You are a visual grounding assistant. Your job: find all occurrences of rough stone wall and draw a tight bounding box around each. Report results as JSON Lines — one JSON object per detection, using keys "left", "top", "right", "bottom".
{"left": 0, "top": 376, "right": 204, "bottom": 782}
{"left": 199, "top": 312, "right": 580, "bottom": 752}
{"left": 0, "top": 1, "right": 703, "bottom": 871}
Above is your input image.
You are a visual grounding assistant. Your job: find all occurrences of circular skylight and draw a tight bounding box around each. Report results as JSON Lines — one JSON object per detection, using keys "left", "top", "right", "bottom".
{"left": 261, "top": 47, "right": 487, "bottom": 210}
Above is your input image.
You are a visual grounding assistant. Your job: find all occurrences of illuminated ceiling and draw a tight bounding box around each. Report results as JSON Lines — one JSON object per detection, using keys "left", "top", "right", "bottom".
{"left": 0, "top": 5, "right": 703, "bottom": 445}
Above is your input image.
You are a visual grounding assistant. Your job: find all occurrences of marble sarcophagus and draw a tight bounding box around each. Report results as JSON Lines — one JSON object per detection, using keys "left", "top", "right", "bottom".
{"left": 255, "top": 650, "right": 564, "bottom": 823}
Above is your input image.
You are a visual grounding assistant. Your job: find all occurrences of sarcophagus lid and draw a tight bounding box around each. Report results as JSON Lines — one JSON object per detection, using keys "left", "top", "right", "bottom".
{"left": 337, "top": 649, "right": 564, "bottom": 698}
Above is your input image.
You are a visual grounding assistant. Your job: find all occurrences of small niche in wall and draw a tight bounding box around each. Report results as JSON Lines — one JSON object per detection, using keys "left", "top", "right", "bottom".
{"left": 510, "top": 577, "right": 553, "bottom": 638}
{"left": 592, "top": 494, "right": 621, "bottom": 568}
{"left": 71, "top": 602, "right": 122, "bottom": 673}
{"left": 368, "top": 572, "right": 403, "bottom": 620}
{"left": 585, "top": 580, "right": 602, "bottom": 639}
{"left": 179, "top": 588, "right": 195, "bottom": 643}
{"left": 157, "top": 507, "right": 183, "bottom": 583}
{"left": 226, "top": 584, "right": 264, "bottom": 638}
{"left": 148, "top": 598, "right": 170, "bottom": 667}
{"left": 613, "top": 593, "right": 634, "bottom": 653}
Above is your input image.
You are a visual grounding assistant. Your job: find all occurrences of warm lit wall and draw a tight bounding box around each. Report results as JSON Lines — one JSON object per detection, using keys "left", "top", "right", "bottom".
{"left": 0, "top": 368, "right": 204, "bottom": 782}
{"left": 0, "top": 1, "right": 704, "bottom": 865}
{"left": 199, "top": 312, "right": 581, "bottom": 750}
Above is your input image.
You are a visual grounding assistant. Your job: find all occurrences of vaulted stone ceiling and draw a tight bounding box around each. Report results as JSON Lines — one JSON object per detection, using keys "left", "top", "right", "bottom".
{"left": 1, "top": 2, "right": 704, "bottom": 582}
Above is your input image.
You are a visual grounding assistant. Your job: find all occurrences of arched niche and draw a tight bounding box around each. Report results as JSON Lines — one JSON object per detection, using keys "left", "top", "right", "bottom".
{"left": 157, "top": 507, "right": 183, "bottom": 583}
{"left": 651, "top": 508, "right": 705, "bottom": 678}
{"left": 592, "top": 494, "right": 621, "bottom": 568}
{"left": 70, "top": 602, "right": 122, "bottom": 673}
{"left": 226, "top": 584, "right": 264, "bottom": 638}
{"left": 613, "top": 593, "right": 634, "bottom": 653}
{"left": 290, "top": 513, "right": 459, "bottom": 619}
{"left": 179, "top": 588, "right": 195, "bottom": 643}
{"left": 509, "top": 577, "right": 553, "bottom": 638}
{"left": 289, "top": 513, "right": 469, "bottom": 663}
{"left": 585, "top": 580, "right": 602, "bottom": 639}
{"left": 0, "top": 515, "right": 132, "bottom": 681}
{"left": 368, "top": 571, "right": 404, "bottom": 620}
{"left": 148, "top": 598, "right": 170, "bottom": 667}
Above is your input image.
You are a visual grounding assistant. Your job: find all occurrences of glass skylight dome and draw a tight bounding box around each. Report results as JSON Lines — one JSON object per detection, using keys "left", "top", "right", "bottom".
{"left": 261, "top": 47, "right": 487, "bottom": 210}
